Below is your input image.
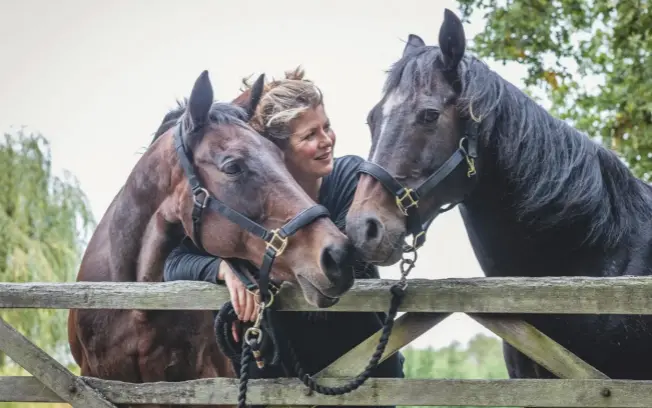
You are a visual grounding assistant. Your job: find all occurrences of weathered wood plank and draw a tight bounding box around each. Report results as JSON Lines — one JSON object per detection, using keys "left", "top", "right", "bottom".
{"left": 286, "top": 312, "right": 450, "bottom": 408}
{"left": 319, "top": 312, "right": 450, "bottom": 377}
{"left": 470, "top": 315, "right": 609, "bottom": 379}
{"left": 4, "top": 276, "right": 652, "bottom": 314}
{"left": 1, "top": 376, "right": 649, "bottom": 406}
{"left": 0, "top": 317, "right": 116, "bottom": 407}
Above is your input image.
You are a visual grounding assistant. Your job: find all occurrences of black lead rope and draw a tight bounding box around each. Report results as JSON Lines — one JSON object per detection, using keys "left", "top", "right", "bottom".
{"left": 226, "top": 255, "right": 416, "bottom": 408}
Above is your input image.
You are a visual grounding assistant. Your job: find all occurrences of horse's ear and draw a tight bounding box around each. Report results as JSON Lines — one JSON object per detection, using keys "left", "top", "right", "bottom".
{"left": 186, "top": 70, "right": 213, "bottom": 130}
{"left": 245, "top": 74, "right": 266, "bottom": 120}
{"left": 402, "top": 34, "right": 426, "bottom": 57}
{"left": 438, "top": 8, "right": 466, "bottom": 70}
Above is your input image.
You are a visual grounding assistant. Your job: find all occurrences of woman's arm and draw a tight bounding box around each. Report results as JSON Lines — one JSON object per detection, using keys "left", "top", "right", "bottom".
{"left": 163, "top": 237, "right": 223, "bottom": 284}
{"left": 164, "top": 237, "right": 260, "bottom": 323}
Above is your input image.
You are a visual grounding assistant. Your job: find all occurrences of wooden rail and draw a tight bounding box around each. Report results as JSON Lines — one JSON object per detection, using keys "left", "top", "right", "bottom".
{"left": 2, "top": 277, "right": 652, "bottom": 407}
{"left": 2, "top": 377, "right": 650, "bottom": 407}
{"left": 3, "top": 276, "right": 652, "bottom": 313}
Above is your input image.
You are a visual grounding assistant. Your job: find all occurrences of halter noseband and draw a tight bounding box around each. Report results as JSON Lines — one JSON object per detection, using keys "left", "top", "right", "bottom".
{"left": 358, "top": 120, "right": 480, "bottom": 250}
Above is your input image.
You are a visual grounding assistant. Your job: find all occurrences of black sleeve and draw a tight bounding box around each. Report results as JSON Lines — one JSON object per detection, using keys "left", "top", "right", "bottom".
{"left": 163, "top": 237, "right": 223, "bottom": 284}
{"left": 319, "top": 155, "right": 365, "bottom": 230}
{"left": 319, "top": 155, "right": 380, "bottom": 280}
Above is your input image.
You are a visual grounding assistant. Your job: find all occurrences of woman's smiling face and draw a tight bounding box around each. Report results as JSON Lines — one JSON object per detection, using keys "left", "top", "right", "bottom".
{"left": 284, "top": 104, "right": 336, "bottom": 178}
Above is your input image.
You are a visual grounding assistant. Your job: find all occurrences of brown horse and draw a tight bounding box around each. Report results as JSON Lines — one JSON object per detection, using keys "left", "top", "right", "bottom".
{"left": 68, "top": 70, "right": 356, "bottom": 408}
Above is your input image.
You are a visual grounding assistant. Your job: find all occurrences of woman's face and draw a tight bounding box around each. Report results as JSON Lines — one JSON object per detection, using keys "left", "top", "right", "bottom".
{"left": 284, "top": 104, "right": 336, "bottom": 179}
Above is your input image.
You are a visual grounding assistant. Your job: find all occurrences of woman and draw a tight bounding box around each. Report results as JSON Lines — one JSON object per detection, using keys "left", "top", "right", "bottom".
{"left": 163, "top": 67, "right": 405, "bottom": 402}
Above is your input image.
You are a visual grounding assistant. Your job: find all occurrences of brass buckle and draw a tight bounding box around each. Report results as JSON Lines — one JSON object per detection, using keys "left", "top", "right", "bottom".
{"left": 458, "top": 137, "right": 476, "bottom": 178}
{"left": 266, "top": 229, "right": 288, "bottom": 256}
{"left": 396, "top": 188, "right": 418, "bottom": 216}
{"left": 466, "top": 156, "right": 476, "bottom": 178}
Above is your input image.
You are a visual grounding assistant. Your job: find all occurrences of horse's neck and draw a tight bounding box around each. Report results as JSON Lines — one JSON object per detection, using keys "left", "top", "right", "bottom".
{"left": 106, "top": 140, "right": 183, "bottom": 282}
{"left": 452, "top": 68, "right": 652, "bottom": 279}
{"left": 459, "top": 156, "right": 616, "bottom": 279}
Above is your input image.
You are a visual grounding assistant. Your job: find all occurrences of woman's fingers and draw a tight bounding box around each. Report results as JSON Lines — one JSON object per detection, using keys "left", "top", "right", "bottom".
{"left": 243, "top": 289, "right": 258, "bottom": 322}
{"left": 230, "top": 283, "right": 243, "bottom": 319}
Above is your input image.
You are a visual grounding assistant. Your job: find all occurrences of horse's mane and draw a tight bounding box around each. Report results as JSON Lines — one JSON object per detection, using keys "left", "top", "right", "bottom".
{"left": 150, "top": 99, "right": 187, "bottom": 144}
{"left": 385, "top": 46, "right": 652, "bottom": 248}
{"left": 150, "top": 98, "right": 250, "bottom": 147}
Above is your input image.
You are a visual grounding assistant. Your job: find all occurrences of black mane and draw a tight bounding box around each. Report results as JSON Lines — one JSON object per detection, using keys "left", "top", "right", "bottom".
{"left": 385, "top": 46, "right": 652, "bottom": 248}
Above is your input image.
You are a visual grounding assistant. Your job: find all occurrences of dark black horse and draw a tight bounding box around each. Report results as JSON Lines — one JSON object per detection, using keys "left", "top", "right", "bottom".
{"left": 346, "top": 8, "right": 652, "bottom": 380}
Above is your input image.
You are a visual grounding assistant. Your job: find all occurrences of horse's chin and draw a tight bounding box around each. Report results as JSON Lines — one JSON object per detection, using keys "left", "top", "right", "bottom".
{"left": 296, "top": 275, "right": 340, "bottom": 308}
{"left": 353, "top": 233, "right": 405, "bottom": 266}
{"left": 377, "top": 245, "right": 404, "bottom": 266}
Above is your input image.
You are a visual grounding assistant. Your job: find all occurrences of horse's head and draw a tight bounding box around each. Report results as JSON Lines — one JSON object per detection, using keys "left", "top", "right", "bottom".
{"left": 172, "top": 71, "right": 355, "bottom": 307}
{"left": 346, "top": 9, "right": 477, "bottom": 265}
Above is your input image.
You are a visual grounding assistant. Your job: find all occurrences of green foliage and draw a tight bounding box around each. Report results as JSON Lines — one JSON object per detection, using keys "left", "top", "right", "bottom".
{"left": 457, "top": 0, "right": 652, "bottom": 180}
{"left": 0, "top": 128, "right": 95, "bottom": 367}
{"left": 401, "top": 333, "right": 509, "bottom": 408}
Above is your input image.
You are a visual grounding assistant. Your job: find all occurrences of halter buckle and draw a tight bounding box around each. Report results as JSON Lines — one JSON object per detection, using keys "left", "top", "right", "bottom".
{"left": 396, "top": 188, "right": 419, "bottom": 216}
{"left": 466, "top": 157, "right": 476, "bottom": 178}
{"left": 458, "top": 137, "right": 477, "bottom": 178}
{"left": 266, "top": 229, "right": 288, "bottom": 256}
{"left": 193, "top": 187, "right": 210, "bottom": 208}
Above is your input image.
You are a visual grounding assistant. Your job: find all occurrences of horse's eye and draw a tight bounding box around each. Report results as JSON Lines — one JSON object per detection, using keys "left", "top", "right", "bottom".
{"left": 222, "top": 160, "right": 243, "bottom": 175}
{"left": 417, "top": 109, "right": 440, "bottom": 125}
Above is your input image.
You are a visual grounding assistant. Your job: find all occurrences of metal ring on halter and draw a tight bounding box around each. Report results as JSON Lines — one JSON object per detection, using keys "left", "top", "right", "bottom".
{"left": 246, "top": 288, "right": 276, "bottom": 309}
{"left": 193, "top": 187, "right": 210, "bottom": 208}
{"left": 244, "top": 327, "right": 263, "bottom": 346}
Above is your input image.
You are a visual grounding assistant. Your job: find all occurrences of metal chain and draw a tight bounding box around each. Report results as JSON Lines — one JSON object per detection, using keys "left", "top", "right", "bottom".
{"left": 398, "top": 235, "right": 419, "bottom": 290}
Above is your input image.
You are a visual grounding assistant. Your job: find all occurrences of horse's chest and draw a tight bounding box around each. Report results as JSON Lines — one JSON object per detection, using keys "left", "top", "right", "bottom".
{"left": 134, "top": 310, "right": 222, "bottom": 380}
{"left": 521, "top": 314, "right": 652, "bottom": 379}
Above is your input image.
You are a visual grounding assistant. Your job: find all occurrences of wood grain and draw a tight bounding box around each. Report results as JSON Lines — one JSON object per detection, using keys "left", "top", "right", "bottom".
{"left": 0, "top": 376, "right": 646, "bottom": 406}
{"left": 3, "top": 276, "right": 652, "bottom": 314}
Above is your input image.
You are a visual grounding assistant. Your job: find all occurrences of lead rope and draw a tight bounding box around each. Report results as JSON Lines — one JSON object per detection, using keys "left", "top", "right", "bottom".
{"left": 234, "top": 237, "right": 420, "bottom": 408}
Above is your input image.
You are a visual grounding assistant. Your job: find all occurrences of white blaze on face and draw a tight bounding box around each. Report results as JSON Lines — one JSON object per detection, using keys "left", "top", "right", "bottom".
{"left": 371, "top": 89, "right": 408, "bottom": 162}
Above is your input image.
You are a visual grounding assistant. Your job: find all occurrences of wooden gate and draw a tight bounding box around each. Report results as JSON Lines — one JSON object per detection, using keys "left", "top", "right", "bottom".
{"left": 2, "top": 276, "right": 652, "bottom": 406}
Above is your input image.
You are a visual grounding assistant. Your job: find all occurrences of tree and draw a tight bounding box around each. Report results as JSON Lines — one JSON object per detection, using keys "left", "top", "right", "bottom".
{"left": 457, "top": 0, "right": 652, "bottom": 180}
{"left": 0, "top": 128, "right": 95, "bottom": 367}
{"left": 401, "top": 334, "right": 509, "bottom": 408}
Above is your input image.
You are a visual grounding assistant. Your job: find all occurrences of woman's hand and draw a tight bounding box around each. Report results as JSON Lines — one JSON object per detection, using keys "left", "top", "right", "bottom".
{"left": 218, "top": 261, "right": 259, "bottom": 342}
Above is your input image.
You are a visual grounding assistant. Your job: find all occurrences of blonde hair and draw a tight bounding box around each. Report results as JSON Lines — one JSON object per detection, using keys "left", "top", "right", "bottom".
{"left": 241, "top": 66, "right": 324, "bottom": 147}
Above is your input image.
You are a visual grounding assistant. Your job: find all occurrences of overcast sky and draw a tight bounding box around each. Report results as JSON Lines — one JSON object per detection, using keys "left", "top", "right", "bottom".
{"left": 1, "top": 0, "right": 532, "bottom": 349}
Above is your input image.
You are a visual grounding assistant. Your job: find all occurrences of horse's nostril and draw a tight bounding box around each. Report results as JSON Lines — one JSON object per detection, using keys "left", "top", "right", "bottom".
{"left": 321, "top": 242, "right": 355, "bottom": 289}
{"left": 321, "top": 245, "right": 339, "bottom": 278}
{"left": 365, "top": 217, "right": 381, "bottom": 240}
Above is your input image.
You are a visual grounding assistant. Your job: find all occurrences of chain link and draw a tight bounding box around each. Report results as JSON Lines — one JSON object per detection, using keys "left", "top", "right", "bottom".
{"left": 397, "top": 239, "right": 419, "bottom": 290}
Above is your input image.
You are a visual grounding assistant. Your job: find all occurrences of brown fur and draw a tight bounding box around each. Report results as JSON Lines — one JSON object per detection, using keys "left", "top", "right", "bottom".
{"left": 68, "top": 71, "right": 355, "bottom": 408}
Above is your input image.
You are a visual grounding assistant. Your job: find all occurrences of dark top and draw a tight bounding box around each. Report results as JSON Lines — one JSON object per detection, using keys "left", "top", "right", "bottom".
{"left": 164, "top": 155, "right": 405, "bottom": 401}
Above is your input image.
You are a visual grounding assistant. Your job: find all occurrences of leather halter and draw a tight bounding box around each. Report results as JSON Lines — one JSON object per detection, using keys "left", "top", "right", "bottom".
{"left": 358, "top": 120, "right": 480, "bottom": 250}
{"left": 173, "top": 124, "right": 330, "bottom": 302}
